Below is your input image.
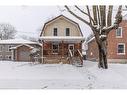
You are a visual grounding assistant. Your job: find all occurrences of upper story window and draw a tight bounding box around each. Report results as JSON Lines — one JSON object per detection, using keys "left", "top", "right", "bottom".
{"left": 117, "top": 43, "right": 125, "bottom": 55}
{"left": 116, "top": 27, "right": 122, "bottom": 38}
{"left": 53, "top": 28, "right": 57, "bottom": 36}
{"left": 66, "top": 28, "right": 70, "bottom": 36}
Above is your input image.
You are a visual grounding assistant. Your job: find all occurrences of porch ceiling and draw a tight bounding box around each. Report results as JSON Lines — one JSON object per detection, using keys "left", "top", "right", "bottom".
{"left": 40, "top": 36, "right": 85, "bottom": 43}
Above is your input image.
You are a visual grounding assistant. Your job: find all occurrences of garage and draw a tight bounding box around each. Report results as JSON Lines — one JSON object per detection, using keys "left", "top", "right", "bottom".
{"left": 10, "top": 44, "right": 34, "bottom": 62}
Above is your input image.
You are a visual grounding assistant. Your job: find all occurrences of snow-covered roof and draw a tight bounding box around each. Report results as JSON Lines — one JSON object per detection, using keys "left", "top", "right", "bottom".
{"left": 40, "top": 36, "right": 85, "bottom": 43}
{"left": 0, "top": 39, "right": 39, "bottom": 45}
{"left": 10, "top": 44, "right": 34, "bottom": 50}
{"left": 86, "top": 37, "right": 95, "bottom": 44}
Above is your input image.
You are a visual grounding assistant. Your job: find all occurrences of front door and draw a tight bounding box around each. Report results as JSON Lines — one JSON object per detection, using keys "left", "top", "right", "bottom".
{"left": 68, "top": 44, "right": 74, "bottom": 56}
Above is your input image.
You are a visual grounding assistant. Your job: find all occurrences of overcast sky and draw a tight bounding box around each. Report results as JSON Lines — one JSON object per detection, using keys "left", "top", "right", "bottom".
{"left": 0, "top": 6, "right": 126, "bottom": 39}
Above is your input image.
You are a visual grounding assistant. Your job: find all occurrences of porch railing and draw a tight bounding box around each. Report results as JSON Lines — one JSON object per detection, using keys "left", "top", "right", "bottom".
{"left": 77, "top": 49, "right": 83, "bottom": 65}
{"left": 42, "top": 49, "right": 83, "bottom": 64}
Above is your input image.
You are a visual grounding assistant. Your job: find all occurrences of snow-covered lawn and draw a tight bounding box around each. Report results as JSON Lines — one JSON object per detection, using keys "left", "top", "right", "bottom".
{"left": 0, "top": 60, "right": 127, "bottom": 89}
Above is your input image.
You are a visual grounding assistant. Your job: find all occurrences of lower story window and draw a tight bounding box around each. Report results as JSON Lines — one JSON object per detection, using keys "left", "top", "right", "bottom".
{"left": 0, "top": 55, "right": 2, "bottom": 59}
{"left": 117, "top": 43, "right": 125, "bottom": 54}
{"left": 6, "top": 55, "right": 12, "bottom": 60}
{"left": 52, "top": 43, "right": 59, "bottom": 53}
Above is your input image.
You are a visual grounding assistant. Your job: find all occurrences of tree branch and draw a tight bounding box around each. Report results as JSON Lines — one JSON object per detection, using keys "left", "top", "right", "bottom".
{"left": 65, "top": 5, "right": 92, "bottom": 27}
{"left": 97, "top": 6, "right": 101, "bottom": 26}
{"left": 107, "top": 6, "right": 113, "bottom": 27}
{"left": 86, "top": 5, "right": 92, "bottom": 25}
{"left": 75, "top": 5, "right": 95, "bottom": 25}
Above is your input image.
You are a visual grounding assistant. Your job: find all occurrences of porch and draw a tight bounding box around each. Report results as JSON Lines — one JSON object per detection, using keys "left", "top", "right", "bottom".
{"left": 40, "top": 36, "right": 85, "bottom": 65}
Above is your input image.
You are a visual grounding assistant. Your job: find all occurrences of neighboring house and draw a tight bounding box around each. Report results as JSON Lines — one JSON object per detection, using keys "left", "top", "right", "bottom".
{"left": 40, "top": 15, "right": 85, "bottom": 65}
{"left": 0, "top": 39, "right": 41, "bottom": 62}
{"left": 86, "top": 19, "right": 127, "bottom": 63}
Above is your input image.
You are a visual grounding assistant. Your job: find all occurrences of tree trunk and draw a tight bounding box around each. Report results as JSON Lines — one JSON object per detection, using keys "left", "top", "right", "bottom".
{"left": 97, "top": 40, "right": 108, "bottom": 69}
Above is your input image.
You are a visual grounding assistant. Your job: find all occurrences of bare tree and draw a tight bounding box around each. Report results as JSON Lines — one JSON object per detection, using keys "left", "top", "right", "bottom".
{"left": 65, "top": 5, "right": 122, "bottom": 69}
{"left": 20, "top": 35, "right": 39, "bottom": 42}
{"left": 0, "top": 23, "right": 17, "bottom": 40}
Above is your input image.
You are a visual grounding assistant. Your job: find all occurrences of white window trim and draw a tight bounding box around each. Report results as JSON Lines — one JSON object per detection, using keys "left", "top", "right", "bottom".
{"left": 53, "top": 28, "right": 58, "bottom": 36}
{"left": 7, "top": 45, "right": 13, "bottom": 52}
{"left": 0, "top": 45, "right": 2, "bottom": 52}
{"left": 52, "top": 43, "right": 59, "bottom": 54}
{"left": 116, "top": 27, "right": 122, "bottom": 38}
{"left": 117, "top": 43, "right": 125, "bottom": 55}
{"left": 65, "top": 28, "right": 70, "bottom": 36}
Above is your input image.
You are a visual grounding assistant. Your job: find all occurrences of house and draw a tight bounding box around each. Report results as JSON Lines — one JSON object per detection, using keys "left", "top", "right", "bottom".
{"left": 0, "top": 39, "right": 41, "bottom": 62}
{"left": 39, "top": 15, "right": 85, "bottom": 65}
{"left": 86, "top": 19, "right": 127, "bottom": 63}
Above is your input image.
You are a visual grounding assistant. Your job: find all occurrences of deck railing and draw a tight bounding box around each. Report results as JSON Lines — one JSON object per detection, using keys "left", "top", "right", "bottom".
{"left": 42, "top": 49, "right": 84, "bottom": 64}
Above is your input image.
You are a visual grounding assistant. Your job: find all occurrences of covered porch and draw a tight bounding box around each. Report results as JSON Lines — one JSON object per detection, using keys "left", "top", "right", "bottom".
{"left": 40, "top": 36, "right": 85, "bottom": 65}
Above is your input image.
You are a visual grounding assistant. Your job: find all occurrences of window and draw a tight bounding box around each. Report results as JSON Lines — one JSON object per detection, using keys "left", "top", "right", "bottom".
{"left": 8, "top": 45, "right": 12, "bottom": 51}
{"left": 53, "top": 28, "right": 57, "bottom": 36}
{"left": 117, "top": 43, "right": 125, "bottom": 55}
{"left": 5, "top": 55, "right": 12, "bottom": 60}
{"left": 66, "top": 28, "right": 70, "bottom": 36}
{"left": 0, "top": 55, "right": 2, "bottom": 60}
{"left": 0, "top": 45, "right": 2, "bottom": 51}
{"left": 52, "top": 43, "right": 59, "bottom": 53}
{"left": 9, "top": 56, "right": 11, "bottom": 60}
{"left": 116, "top": 27, "right": 122, "bottom": 38}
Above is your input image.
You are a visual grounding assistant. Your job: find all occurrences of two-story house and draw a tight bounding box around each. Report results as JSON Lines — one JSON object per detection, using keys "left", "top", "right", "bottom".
{"left": 39, "top": 15, "right": 85, "bottom": 65}
{"left": 86, "top": 19, "right": 127, "bottom": 63}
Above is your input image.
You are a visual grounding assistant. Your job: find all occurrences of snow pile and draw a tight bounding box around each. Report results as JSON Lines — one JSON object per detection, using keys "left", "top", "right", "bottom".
{"left": 0, "top": 61, "right": 126, "bottom": 89}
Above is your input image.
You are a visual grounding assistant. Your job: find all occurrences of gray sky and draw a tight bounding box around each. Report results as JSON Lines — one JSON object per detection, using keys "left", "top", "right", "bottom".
{"left": 0, "top": 6, "right": 125, "bottom": 39}
{"left": 0, "top": 6, "right": 93, "bottom": 39}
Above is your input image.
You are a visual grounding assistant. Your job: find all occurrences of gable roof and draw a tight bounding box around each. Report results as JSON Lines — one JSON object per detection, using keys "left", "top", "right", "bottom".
{"left": 10, "top": 44, "right": 34, "bottom": 50}
{"left": 40, "top": 15, "right": 83, "bottom": 36}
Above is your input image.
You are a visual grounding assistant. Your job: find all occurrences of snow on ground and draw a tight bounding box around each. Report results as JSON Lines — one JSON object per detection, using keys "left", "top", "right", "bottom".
{"left": 0, "top": 60, "right": 127, "bottom": 89}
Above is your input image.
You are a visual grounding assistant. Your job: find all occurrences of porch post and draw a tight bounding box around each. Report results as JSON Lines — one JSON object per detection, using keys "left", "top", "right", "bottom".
{"left": 61, "top": 41, "right": 64, "bottom": 58}
{"left": 42, "top": 40, "right": 44, "bottom": 63}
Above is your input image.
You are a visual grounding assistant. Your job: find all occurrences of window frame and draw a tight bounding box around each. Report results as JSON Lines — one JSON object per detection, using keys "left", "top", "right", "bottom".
{"left": 0, "top": 55, "right": 2, "bottom": 59}
{"left": 52, "top": 43, "right": 59, "bottom": 54}
{"left": 5, "top": 55, "right": 12, "bottom": 60}
{"left": 53, "top": 28, "right": 58, "bottom": 36}
{"left": 66, "top": 28, "right": 70, "bottom": 36}
{"left": 116, "top": 27, "right": 122, "bottom": 38}
{"left": 0, "top": 45, "right": 2, "bottom": 52}
{"left": 117, "top": 43, "right": 125, "bottom": 55}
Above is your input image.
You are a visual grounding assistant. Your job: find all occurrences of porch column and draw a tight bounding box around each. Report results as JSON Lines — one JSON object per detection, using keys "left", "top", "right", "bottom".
{"left": 61, "top": 41, "right": 64, "bottom": 58}
{"left": 42, "top": 40, "right": 44, "bottom": 63}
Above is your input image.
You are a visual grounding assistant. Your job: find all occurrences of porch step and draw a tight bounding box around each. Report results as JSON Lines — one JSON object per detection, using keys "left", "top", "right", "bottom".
{"left": 72, "top": 57, "right": 82, "bottom": 66}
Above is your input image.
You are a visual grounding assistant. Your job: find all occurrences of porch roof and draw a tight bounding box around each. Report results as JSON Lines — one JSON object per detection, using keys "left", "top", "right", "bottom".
{"left": 40, "top": 36, "right": 85, "bottom": 43}
{"left": 10, "top": 44, "right": 34, "bottom": 50}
